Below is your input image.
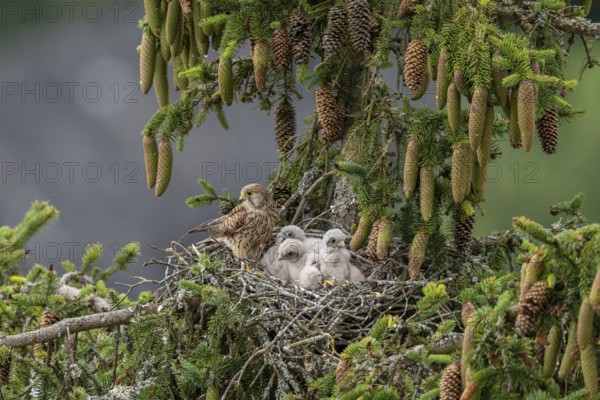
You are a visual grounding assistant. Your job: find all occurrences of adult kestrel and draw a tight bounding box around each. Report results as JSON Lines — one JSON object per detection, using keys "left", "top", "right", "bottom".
{"left": 188, "top": 183, "right": 278, "bottom": 260}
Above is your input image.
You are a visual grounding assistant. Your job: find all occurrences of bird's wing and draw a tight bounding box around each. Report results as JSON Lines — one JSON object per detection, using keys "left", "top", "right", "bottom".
{"left": 218, "top": 203, "right": 247, "bottom": 236}
{"left": 187, "top": 215, "right": 227, "bottom": 235}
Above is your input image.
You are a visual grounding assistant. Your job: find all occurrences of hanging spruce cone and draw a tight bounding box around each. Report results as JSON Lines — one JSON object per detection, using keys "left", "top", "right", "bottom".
{"left": 166, "top": 0, "right": 182, "bottom": 46}
{"left": 518, "top": 79, "right": 536, "bottom": 152}
{"left": 447, "top": 83, "right": 461, "bottom": 134}
{"left": 144, "top": 0, "right": 162, "bottom": 36}
{"left": 468, "top": 87, "right": 488, "bottom": 151}
{"left": 323, "top": 6, "right": 347, "bottom": 55}
{"left": 159, "top": 17, "right": 172, "bottom": 61}
{"left": 41, "top": 311, "right": 60, "bottom": 328}
{"left": 376, "top": 217, "right": 392, "bottom": 260}
{"left": 347, "top": 0, "right": 371, "bottom": 54}
{"left": 271, "top": 183, "right": 291, "bottom": 209}
{"left": 140, "top": 29, "right": 156, "bottom": 95}
{"left": 367, "top": 219, "right": 382, "bottom": 261}
{"left": 0, "top": 357, "right": 10, "bottom": 383}
{"left": 451, "top": 143, "right": 471, "bottom": 204}
{"left": 509, "top": 90, "right": 521, "bottom": 148}
{"left": 351, "top": 215, "right": 373, "bottom": 252}
{"left": 143, "top": 135, "right": 158, "bottom": 189}
{"left": 577, "top": 298, "right": 598, "bottom": 396}
{"left": 403, "top": 138, "right": 420, "bottom": 198}
{"left": 153, "top": 50, "right": 169, "bottom": 107}
{"left": 403, "top": 39, "right": 428, "bottom": 95}
{"left": 436, "top": 50, "right": 449, "bottom": 109}
{"left": 477, "top": 106, "right": 495, "bottom": 168}
{"left": 440, "top": 361, "right": 462, "bottom": 400}
{"left": 218, "top": 57, "right": 233, "bottom": 106}
{"left": 170, "top": 16, "right": 184, "bottom": 58}
{"left": 397, "top": 0, "right": 419, "bottom": 19}
{"left": 316, "top": 84, "right": 343, "bottom": 143}
{"left": 420, "top": 166, "right": 434, "bottom": 222}
{"left": 155, "top": 140, "right": 173, "bottom": 197}
{"left": 454, "top": 210, "right": 475, "bottom": 255}
{"left": 558, "top": 322, "right": 579, "bottom": 380}
{"left": 472, "top": 160, "right": 486, "bottom": 204}
{"left": 289, "top": 9, "right": 311, "bottom": 65}
{"left": 271, "top": 28, "right": 291, "bottom": 71}
{"left": 408, "top": 230, "right": 429, "bottom": 279}
{"left": 537, "top": 107, "right": 559, "bottom": 154}
{"left": 192, "top": 1, "right": 209, "bottom": 57}
{"left": 516, "top": 280, "right": 551, "bottom": 336}
{"left": 274, "top": 99, "right": 296, "bottom": 158}
{"left": 252, "top": 41, "right": 270, "bottom": 92}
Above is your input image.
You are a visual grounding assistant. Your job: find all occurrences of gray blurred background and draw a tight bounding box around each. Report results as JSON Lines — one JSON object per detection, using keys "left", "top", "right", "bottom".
{"left": 0, "top": 1, "right": 599, "bottom": 290}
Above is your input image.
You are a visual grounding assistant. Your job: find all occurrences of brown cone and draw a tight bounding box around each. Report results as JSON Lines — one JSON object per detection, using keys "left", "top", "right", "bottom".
{"left": 516, "top": 280, "right": 551, "bottom": 336}
{"left": 367, "top": 219, "right": 382, "bottom": 261}
{"left": 143, "top": 135, "right": 159, "bottom": 189}
{"left": 447, "top": 83, "right": 461, "bottom": 134}
{"left": 275, "top": 99, "right": 296, "bottom": 158}
{"left": 140, "top": 29, "right": 156, "bottom": 95}
{"left": 323, "top": 6, "right": 347, "bottom": 55}
{"left": 454, "top": 210, "right": 475, "bottom": 256}
{"left": 347, "top": 0, "right": 372, "bottom": 54}
{"left": 41, "top": 311, "right": 61, "bottom": 328}
{"left": 397, "top": 0, "right": 420, "bottom": 19}
{"left": 316, "top": 84, "right": 343, "bottom": 143}
{"left": 403, "top": 39, "right": 428, "bottom": 94}
{"left": 289, "top": 9, "right": 311, "bottom": 65}
{"left": 0, "top": 357, "right": 9, "bottom": 383}
{"left": 440, "top": 361, "right": 462, "bottom": 400}
{"left": 537, "top": 107, "right": 559, "bottom": 154}
{"left": 272, "top": 28, "right": 291, "bottom": 72}
{"left": 272, "top": 183, "right": 291, "bottom": 208}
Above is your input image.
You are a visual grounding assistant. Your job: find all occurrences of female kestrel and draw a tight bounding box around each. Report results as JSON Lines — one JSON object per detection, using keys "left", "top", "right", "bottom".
{"left": 188, "top": 183, "right": 279, "bottom": 260}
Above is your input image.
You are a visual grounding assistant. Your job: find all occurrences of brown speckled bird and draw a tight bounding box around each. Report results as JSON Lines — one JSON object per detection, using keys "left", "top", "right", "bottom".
{"left": 188, "top": 183, "right": 279, "bottom": 260}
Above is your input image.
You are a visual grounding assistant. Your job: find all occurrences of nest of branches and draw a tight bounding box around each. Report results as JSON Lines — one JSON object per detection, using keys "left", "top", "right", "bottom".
{"left": 141, "top": 227, "right": 483, "bottom": 396}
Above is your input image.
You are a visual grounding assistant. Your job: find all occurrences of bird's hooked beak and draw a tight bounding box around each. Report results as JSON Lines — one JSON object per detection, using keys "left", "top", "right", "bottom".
{"left": 239, "top": 192, "right": 247, "bottom": 201}
{"left": 277, "top": 255, "right": 283, "bottom": 262}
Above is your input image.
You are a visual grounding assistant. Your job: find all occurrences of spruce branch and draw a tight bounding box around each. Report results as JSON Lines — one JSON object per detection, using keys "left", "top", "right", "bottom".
{"left": 0, "top": 302, "right": 163, "bottom": 348}
{"left": 494, "top": 0, "right": 600, "bottom": 37}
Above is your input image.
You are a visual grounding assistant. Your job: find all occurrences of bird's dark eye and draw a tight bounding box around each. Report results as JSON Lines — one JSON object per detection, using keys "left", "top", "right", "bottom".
{"left": 247, "top": 191, "right": 252, "bottom": 196}
{"left": 286, "top": 232, "right": 293, "bottom": 237}
{"left": 329, "top": 238, "right": 336, "bottom": 244}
